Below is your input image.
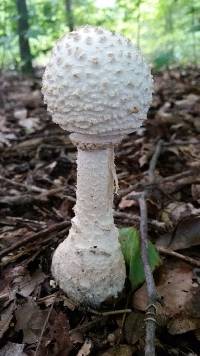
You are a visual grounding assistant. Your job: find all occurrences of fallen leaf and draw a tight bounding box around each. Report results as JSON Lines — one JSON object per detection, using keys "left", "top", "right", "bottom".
{"left": 0, "top": 227, "right": 29, "bottom": 249}
{"left": 118, "top": 196, "right": 136, "bottom": 209}
{"left": 124, "top": 311, "right": 145, "bottom": 345}
{"left": 100, "top": 345, "right": 133, "bottom": 356}
{"left": 138, "top": 143, "right": 154, "bottom": 167}
{"left": 133, "top": 259, "right": 200, "bottom": 336}
{"left": 13, "top": 270, "right": 47, "bottom": 297}
{"left": 0, "top": 132, "right": 17, "bottom": 148}
{"left": 10, "top": 90, "right": 41, "bottom": 109}
{"left": 0, "top": 303, "right": 15, "bottom": 340}
{"left": 0, "top": 112, "right": 9, "bottom": 132}
{"left": 167, "top": 316, "right": 200, "bottom": 335}
{"left": 0, "top": 342, "right": 26, "bottom": 356}
{"left": 38, "top": 309, "right": 72, "bottom": 356}
{"left": 194, "top": 328, "right": 200, "bottom": 341}
{"left": 15, "top": 298, "right": 47, "bottom": 344}
{"left": 175, "top": 94, "right": 199, "bottom": 109}
{"left": 77, "top": 338, "right": 93, "bottom": 356}
{"left": 158, "top": 215, "right": 200, "bottom": 250}
{"left": 192, "top": 184, "right": 200, "bottom": 203}
{"left": 0, "top": 266, "right": 46, "bottom": 302}
{"left": 161, "top": 202, "right": 200, "bottom": 226}
{"left": 133, "top": 260, "right": 195, "bottom": 317}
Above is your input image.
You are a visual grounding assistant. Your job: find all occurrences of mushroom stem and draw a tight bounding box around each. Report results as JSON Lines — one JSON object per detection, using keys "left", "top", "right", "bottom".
{"left": 51, "top": 134, "right": 126, "bottom": 306}
{"left": 75, "top": 147, "right": 114, "bottom": 233}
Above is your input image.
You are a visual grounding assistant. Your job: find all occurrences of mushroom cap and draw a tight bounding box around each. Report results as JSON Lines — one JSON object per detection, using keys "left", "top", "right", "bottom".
{"left": 42, "top": 26, "right": 153, "bottom": 136}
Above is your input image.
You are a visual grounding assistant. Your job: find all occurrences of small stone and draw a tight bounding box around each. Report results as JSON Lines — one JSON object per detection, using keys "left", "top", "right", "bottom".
{"left": 14, "top": 108, "right": 27, "bottom": 121}
{"left": 107, "top": 333, "right": 116, "bottom": 344}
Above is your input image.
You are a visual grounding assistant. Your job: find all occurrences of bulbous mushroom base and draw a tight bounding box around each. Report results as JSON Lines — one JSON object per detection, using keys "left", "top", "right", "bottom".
{"left": 51, "top": 227, "right": 126, "bottom": 307}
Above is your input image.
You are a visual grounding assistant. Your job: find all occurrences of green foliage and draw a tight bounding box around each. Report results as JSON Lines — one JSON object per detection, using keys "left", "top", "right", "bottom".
{"left": 119, "top": 227, "right": 160, "bottom": 290}
{"left": 0, "top": 0, "right": 199, "bottom": 69}
{"left": 153, "top": 50, "right": 175, "bottom": 70}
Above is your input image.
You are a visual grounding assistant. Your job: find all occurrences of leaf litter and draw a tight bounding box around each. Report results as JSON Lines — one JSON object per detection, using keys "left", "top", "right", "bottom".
{"left": 0, "top": 67, "right": 200, "bottom": 355}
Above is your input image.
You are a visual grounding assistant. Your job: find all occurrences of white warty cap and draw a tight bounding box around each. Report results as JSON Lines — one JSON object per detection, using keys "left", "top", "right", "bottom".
{"left": 42, "top": 26, "right": 153, "bottom": 136}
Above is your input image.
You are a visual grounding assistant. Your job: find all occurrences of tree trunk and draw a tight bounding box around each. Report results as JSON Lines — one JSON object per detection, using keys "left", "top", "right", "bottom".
{"left": 136, "top": 1, "right": 141, "bottom": 48}
{"left": 65, "top": 0, "right": 74, "bottom": 32}
{"left": 191, "top": 0, "right": 197, "bottom": 66}
{"left": 16, "top": 0, "right": 33, "bottom": 74}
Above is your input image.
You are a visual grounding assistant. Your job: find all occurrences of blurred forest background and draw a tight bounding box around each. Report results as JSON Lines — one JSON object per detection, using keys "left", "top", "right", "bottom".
{"left": 0, "top": 0, "right": 200, "bottom": 74}
{"left": 0, "top": 1, "right": 200, "bottom": 355}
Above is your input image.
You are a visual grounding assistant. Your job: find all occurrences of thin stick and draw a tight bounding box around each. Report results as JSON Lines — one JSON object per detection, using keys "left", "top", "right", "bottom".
{"left": 138, "top": 193, "right": 158, "bottom": 356}
{"left": 86, "top": 308, "right": 132, "bottom": 316}
{"left": 157, "top": 246, "right": 200, "bottom": 267}
{"left": 114, "top": 211, "right": 166, "bottom": 231}
{"left": 148, "top": 139, "right": 163, "bottom": 183}
{"left": 0, "top": 175, "right": 45, "bottom": 193}
{"left": 69, "top": 318, "right": 107, "bottom": 334}
{"left": 163, "top": 140, "right": 200, "bottom": 146}
{"left": 34, "top": 294, "right": 57, "bottom": 356}
{"left": 0, "top": 220, "right": 70, "bottom": 259}
{"left": 120, "top": 168, "right": 200, "bottom": 199}
{"left": 134, "top": 141, "right": 163, "bottom": 355}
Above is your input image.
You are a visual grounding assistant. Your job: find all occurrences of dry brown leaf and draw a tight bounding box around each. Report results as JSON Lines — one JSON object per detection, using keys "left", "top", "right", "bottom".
{"left": 192, "top": 184, "right": 200, "bottom": 203}
{"left": 0, "top": 342, "right": 26, "bottom": 356}
{"left": 119, "top": 194, "right": 137, "bottom": 209}
{"left": 0, "top": 113, "right": 8, "bottom": 132}
{"left": 158, "top": 207, "right": 200, "bottom": 250}
{"left": 124, "top": 311, "right": 145, "bottom": 345}
{"left": 168, "top": 317, "right": 200, "bottom": 335}
{"left": 13, "top": 270, "right": 46, "bottom": 297}
{"left": 175, "top": 94, "right": 199, "bottom": 109}
{"left": 77, "top": 338, "right": 93, "bottom": 356}
{"left": 100, "top": 345, "right": 133, "bottom": 356}
{"left": 0, "top": 303, "right": 15, "bottom": 340}
{"left": 133, "top": 260, "right": 196, "bottom": 317}
{"left": 15, "top": 298, "right": 47, "bottom": 344}
{"left": 161, "top": 202, "right": 200, "bottom": 226}
{"left": 0, "top": 227, "right": 29, "bottom": 249}
{"left": 0, "top": 266, "right": 46, "bottom": 302}
{"left": 194, "top": 328, "right": 200, "bottom": 341}
{"left": 38, "top": 309, "right": 72, "bottom": 356}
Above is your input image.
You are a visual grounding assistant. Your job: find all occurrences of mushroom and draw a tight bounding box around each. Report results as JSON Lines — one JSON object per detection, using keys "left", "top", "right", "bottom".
{"left": 42, "top": 26, "right": 153, "bottom": 307}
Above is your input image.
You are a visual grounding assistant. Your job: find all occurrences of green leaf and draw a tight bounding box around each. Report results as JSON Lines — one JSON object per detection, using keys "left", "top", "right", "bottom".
{"left": 119, "top": 227, "right": 160, "bottom": 290}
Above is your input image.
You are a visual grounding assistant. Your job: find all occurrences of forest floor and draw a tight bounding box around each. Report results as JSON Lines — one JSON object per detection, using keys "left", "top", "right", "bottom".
{"left": 0, "top": 67, "right": 200, "bottom": 356}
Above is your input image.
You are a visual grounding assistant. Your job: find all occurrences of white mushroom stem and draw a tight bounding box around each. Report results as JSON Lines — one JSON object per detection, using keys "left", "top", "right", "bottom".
{"left": 74, "top": 138, "right": 118, "bottom": 230}
{"left": 51, "top": 134, "right": 126, "bottom": 306}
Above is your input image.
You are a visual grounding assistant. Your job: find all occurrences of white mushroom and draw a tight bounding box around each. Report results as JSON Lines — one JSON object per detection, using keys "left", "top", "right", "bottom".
{"left": 42, "top": 25, "right": 153, "bottom": 307}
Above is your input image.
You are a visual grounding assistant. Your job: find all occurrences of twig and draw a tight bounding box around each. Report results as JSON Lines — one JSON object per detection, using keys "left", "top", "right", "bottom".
{"left": 114, "top": 211, "right": 166, "bottom": 231}
{"left": 118, "top": 139, "right": 163, "bottom": 198}
{"left": 85, "top": 308, "right": 132, "bottom": 316}
{"left": 157, "top": 246, "right": 200, "bottom": 267}
{"left": 0, "top": 135, "right": 73, "bottom": 156}
{"left": 0, "top": 175, "right": 45, "bottom": 193}
{"left": 1, "top": 228, "right": 69, "bottom": 267}
{"left": 0, "top": 194, "right": 47, "bottom": 207}
{"left": 163, "top": 139, "right": 200, "bottom": 147}
{"left": 0, "top": 216, "right": 47, "bottom": 229}
{"left": 119, "top": 167, "right": 200, "bottom": 199}
{"left": 135, "top": 140, "right": 163, "bottom": 355}
{"left": 138, "top": 193, "right": 158, "bottom": 356}
{"left": 34, "top": 293, "right": 57, "bottom": 356}
{"left": 0, "top": 187, "right": 76, "bottom": 208}
{"left": 0, "top": 220, "right": 70, "bottom": 259}
{"left": 148, "top": 139, "right": 163, "bottom": 183}
{"left": 69, "top": 318, "right": 107, "bottom": 334}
